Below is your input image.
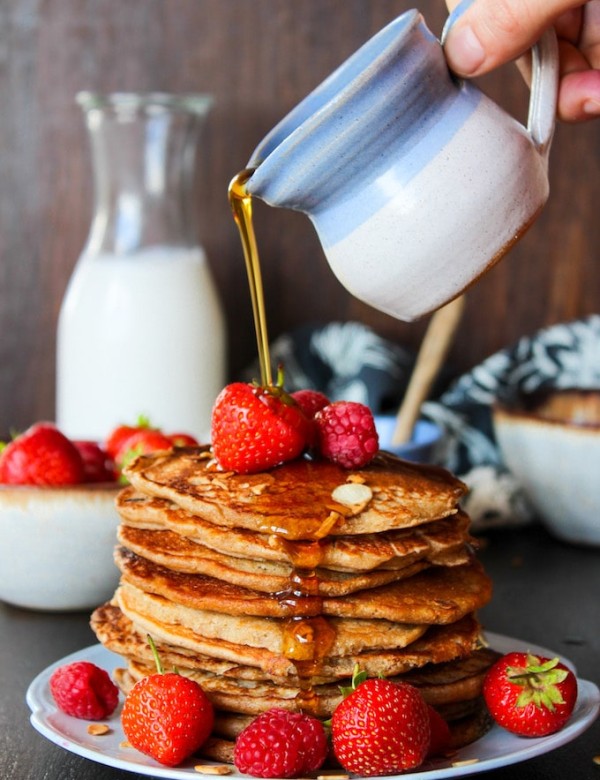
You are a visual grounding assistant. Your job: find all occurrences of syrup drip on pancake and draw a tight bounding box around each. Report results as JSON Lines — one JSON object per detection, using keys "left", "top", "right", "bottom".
{"left": 228, "top": 169, "right": 340, "bottom": 706}
{"left": 274, "top": 523, "right": 338, "bottom": 706}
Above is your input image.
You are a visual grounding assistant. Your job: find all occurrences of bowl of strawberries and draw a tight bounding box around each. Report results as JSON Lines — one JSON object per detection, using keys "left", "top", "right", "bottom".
{"left": 0, "top": 419, "right": 197, "bottom": 612}
{"left": 0, "top": 422, "right": 122, "bottom": 611}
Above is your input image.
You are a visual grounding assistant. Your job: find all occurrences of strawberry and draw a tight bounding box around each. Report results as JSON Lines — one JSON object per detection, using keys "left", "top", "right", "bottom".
{"left": 211, "top": 380, "right": 311, "bottom": 474}
{"left": 483, "top": 652, "right": 578, "bottom": 737}
{"left": 105, "top": 416, "right": 153, "bottom": 459}
{"left": 0, "top": 423, "right": 84, "bottom": 485}
{"left": 234, "top": 708, "right": 328, "bottom": 778}
{"left": 121, "top": 636, "right": 214, "bottom": 767}
{"left": 314, "top": 401, "right": 379, "bottom": 469}
{"left": 73, "top": 440, "right": 117, "bottom": 482}
{"left": 50, "top": 661, "right": 119, "bottom": 720}
{"left": 331, "top": 667, "right": 430, "bottom": 776}
{"left": 115, "top": 429, "right": 173, "bottom": 471}
{"left": 168, "top": 432, "right": 199, "bottom": 447}
{"left": 426, "top": 705, "right": 451, "bottom": 757}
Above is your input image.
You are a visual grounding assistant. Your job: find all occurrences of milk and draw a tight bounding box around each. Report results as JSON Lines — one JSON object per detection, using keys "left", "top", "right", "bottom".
{"left": 56, "top": 246, "right": 226, "bottom": 441}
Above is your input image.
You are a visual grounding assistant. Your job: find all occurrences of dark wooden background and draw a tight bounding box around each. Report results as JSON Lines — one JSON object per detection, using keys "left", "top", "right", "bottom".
{"left": 1, "top": 0, "right": 599, "bottom": 435}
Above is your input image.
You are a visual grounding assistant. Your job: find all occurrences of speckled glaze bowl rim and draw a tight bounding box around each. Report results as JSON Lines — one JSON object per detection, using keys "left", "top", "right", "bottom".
{"left": 493, "top": 389, "right": 600, "bottom": 431}
{"left": 0, "top": 482, "right": 120, "bottom": 495}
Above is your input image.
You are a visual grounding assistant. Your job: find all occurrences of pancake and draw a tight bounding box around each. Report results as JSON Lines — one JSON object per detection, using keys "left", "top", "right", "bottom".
{"left": 124, "top": 448, "right": 467, "bottom": 539}
{"left": 117, "top": 487, "right": 474, "bottom": 572}
{"left": 94, "top": 599, "right": 482, "bottom": 682}
{"left": 400, "top": 647, "right": 500, "bottom": 706}
{"left": 116, "top": 526, "right": 435, "bottom": 597}
{"left": 115, "top": 580, "right": 428, "bottom": 657}
{"left": 114, "top": 547, "right": 491, "bottom": 623}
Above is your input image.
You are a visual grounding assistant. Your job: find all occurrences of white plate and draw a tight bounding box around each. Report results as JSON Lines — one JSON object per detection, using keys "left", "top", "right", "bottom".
{"left": 27, "top": 633, "right": 600, "bottom": 779}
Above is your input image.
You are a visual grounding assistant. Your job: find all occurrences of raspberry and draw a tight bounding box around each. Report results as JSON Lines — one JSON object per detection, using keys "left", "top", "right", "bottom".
{"left": 314, "top": 401, "right": 379, "bottom": 468}
{"left": 233, "top": 708, "right": 328, "bottom": 778}
{"left": 291, "top": 389, "right": 330, "bottom": 419}
{"left": 49, "top": 661, "right": 119, "bottom": 720}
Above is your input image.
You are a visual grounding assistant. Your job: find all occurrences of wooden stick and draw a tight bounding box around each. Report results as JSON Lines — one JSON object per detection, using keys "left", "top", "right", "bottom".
{"left": 391, "top": 295, "right": 465, "bottom": 445}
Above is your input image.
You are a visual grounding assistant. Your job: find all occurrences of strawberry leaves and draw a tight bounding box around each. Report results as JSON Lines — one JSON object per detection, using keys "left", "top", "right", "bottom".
{"left": 506, "top": 654, "right": 571, "bottom": 711}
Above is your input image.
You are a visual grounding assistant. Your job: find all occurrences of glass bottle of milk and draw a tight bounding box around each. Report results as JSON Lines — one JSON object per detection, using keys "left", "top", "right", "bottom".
{"left": 56, "top": 92, "right": 226, "bottom": 442}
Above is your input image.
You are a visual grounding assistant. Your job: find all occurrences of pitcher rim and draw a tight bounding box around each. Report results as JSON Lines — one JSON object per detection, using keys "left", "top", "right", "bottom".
{"left": 247, "top": 9, "right": 424, "bottom": 170}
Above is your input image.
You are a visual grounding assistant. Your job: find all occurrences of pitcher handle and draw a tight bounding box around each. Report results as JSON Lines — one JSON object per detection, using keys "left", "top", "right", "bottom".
{"left": 527, "top": 28, "right": 558, "bottom": 160}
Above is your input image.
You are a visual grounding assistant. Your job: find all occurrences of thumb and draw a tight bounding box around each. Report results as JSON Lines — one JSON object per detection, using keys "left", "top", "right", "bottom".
{"left": 443, "top": 0, "right": 576, "bottom": 76}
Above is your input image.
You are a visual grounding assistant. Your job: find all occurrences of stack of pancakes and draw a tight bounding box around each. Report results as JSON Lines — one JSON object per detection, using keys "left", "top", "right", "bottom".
{"left": 91, "top": 446, "right": 497, "bottom": 762}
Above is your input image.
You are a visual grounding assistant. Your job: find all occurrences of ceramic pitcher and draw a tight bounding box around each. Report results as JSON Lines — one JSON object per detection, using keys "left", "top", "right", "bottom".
{"left": 245, "top": 9, "right": 558, "bottom": 321}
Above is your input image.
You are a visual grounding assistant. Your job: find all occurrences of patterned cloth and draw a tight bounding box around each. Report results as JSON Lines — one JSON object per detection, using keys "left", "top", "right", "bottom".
{"left": 425, "top": 314, "right": 600, "bottom": 529}
{"left": 244, "top": 316, "right": 600, "bottom": 531}
{"left": 243, "top": 321, "right": 415, "bottom": 410}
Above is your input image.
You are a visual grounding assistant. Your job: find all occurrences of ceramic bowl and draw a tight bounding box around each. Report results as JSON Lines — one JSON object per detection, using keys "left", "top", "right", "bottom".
{"left": 493, "top": 389, "right": 600, "bottom": 546}
{"left": 0, "top": 483, "right": 121, "bottom": 611}
{"left": 374, "top": 415, "right": 444, "bottom": 463}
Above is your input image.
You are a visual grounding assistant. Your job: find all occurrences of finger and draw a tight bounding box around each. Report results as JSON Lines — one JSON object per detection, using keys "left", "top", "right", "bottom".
{"left": 443, "top": 0, "right": 588, "bottom": 76}
{"left": 558, "top": 68, "right": 600, "bottom": 119}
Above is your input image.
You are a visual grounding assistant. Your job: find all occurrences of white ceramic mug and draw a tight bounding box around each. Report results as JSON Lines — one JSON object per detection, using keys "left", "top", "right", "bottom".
{"left": 245, "top": 10, "right": 558, "bottom": 321}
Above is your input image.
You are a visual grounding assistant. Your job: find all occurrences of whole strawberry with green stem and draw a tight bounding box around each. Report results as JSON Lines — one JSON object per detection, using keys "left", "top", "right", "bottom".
{"left": 483, "top": 652, "right": 578, "bottom": 737}
{"left": 211, "top": 369, "right": 311, "bottom": 474}
{"left": 105, "top": 415, "right": 154, "bottom": 459}
{"left": 114, "top": 429, "right": 174, "bottom": 473}
{"left": 121, "top": 635, "right": 214, "bottom": 767}
{"left": 331, "top": 666, "right": 431, "bottom": 776}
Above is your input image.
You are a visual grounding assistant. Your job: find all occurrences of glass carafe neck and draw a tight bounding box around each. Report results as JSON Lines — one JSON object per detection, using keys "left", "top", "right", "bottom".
{"left": 77, "top": 92, "right": 212, "bottom": 255}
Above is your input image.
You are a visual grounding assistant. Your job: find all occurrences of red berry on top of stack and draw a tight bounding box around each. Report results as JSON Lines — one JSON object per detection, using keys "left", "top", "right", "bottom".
{"left": 211, "top": 377, "right": 378, "bottom": 474}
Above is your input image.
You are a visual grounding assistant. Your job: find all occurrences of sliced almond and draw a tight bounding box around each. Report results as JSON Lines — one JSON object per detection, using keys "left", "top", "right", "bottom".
{"left": 317, "top": 774, "right": 350, "bottom": 780}
{"left": 331, "top": 482, "right": 373, "bottom": 510}
{"left": 193, "top": 765, "right": 233, "bottom": 775}
{"left": 315, "top": 510, "right": 344, "bottom": 538}
{"left": 87, "top": 723, "right": 111, "bottom": 736}
{"left": 347, "top": 473, "right": 366, "bottom": 484}
{"left": 452, "top": 758, "right": 480, "bottom": 767}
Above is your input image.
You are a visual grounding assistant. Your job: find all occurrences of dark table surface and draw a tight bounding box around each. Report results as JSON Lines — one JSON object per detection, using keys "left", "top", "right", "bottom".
{"left": 2, "top": 524, "right": 599, "bottom": 780}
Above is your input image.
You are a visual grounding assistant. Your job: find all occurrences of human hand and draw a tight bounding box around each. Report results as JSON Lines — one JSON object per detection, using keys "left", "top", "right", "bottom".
{"left": 443, "top": 0, "right": 600, "bottom": 122}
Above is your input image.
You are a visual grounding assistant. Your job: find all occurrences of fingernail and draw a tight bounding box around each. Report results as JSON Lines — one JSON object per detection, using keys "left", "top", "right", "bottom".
{"left": 583, "top": 98, "right": 600, "bottom": 116}
{"left": 441, "top": 0, "right": 476, "bottom": 44}
{"left": 443, "top": 23, "right": 486, "bottom": 75}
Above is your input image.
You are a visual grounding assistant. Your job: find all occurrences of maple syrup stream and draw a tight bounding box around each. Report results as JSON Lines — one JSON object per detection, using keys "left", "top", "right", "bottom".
{"left": 228, "top": 170, "right": 336, "bottom": 713}
{"left": 228, "top": 169, "right": 272, "bottom": 387}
